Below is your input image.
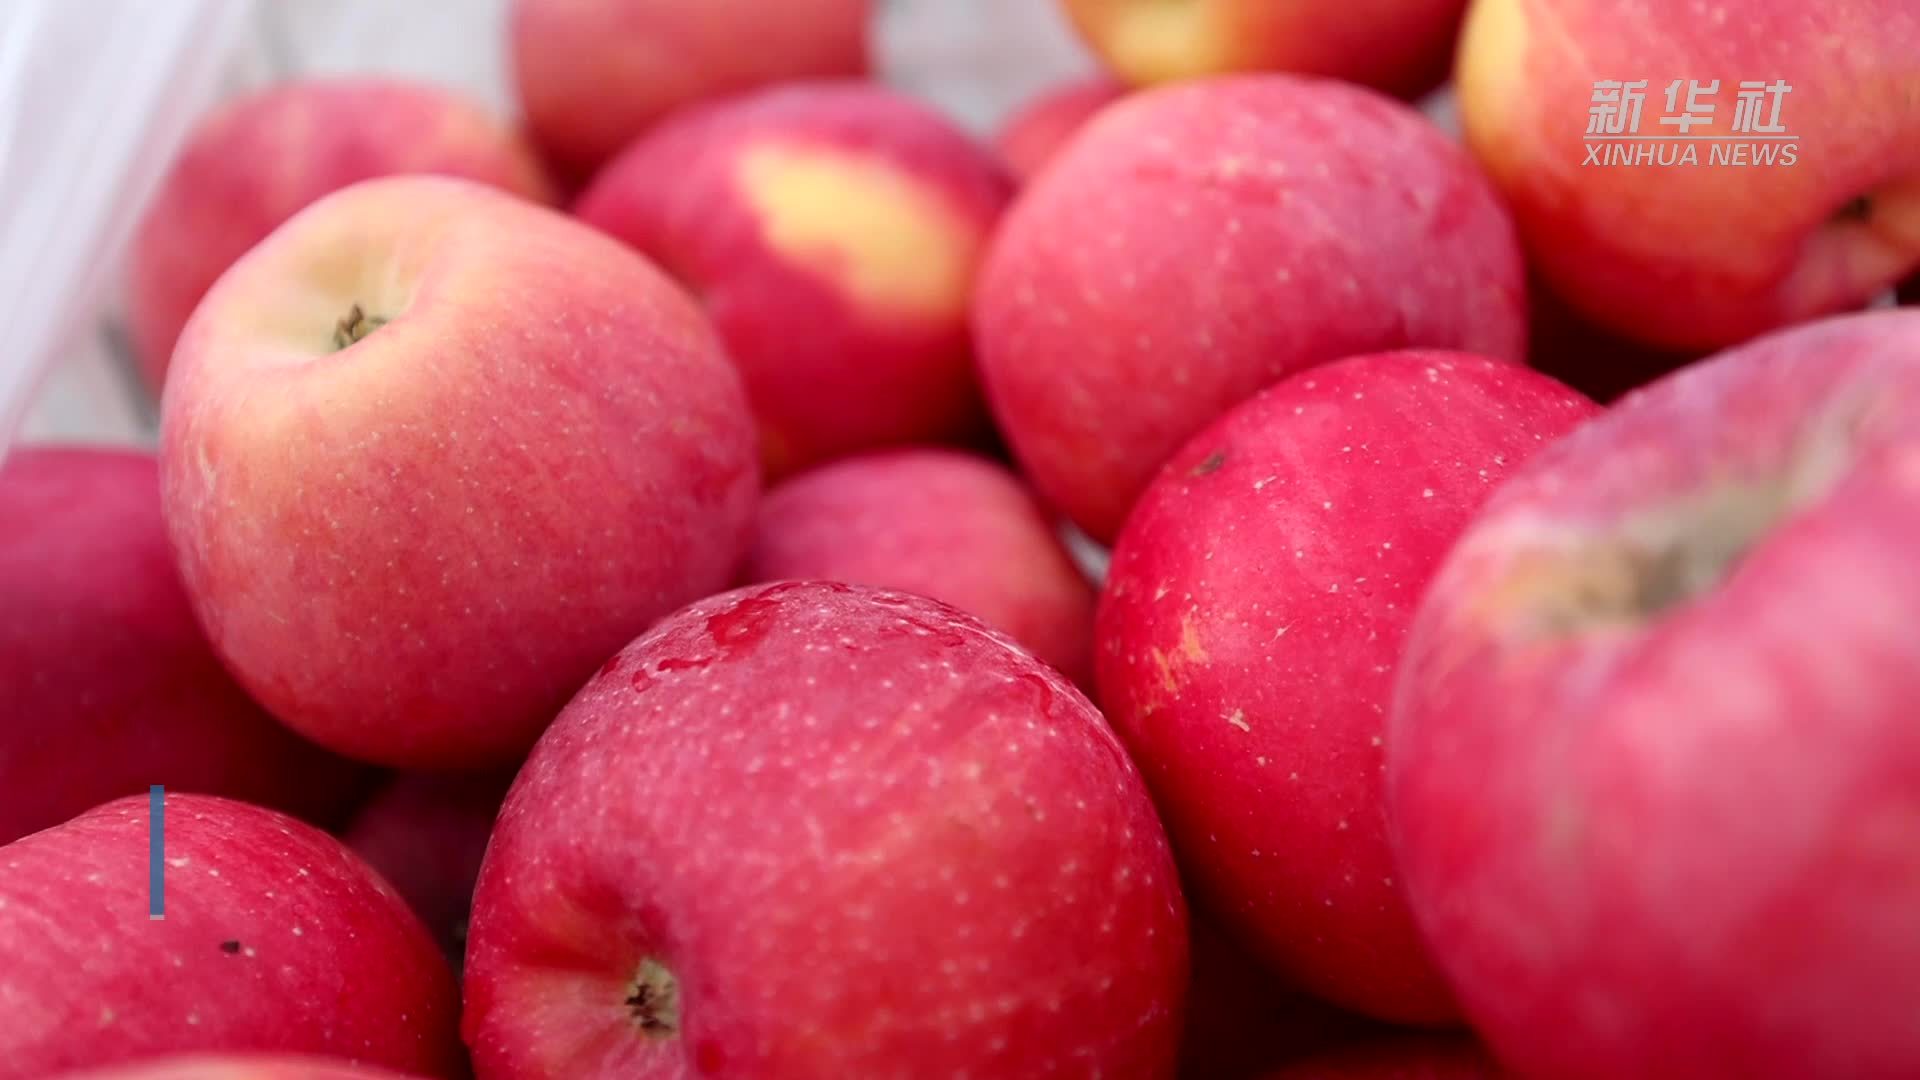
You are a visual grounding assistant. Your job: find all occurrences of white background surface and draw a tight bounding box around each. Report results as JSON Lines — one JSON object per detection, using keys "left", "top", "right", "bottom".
{"left": 11, "top": 0, "right": 1097, "bottom": 448}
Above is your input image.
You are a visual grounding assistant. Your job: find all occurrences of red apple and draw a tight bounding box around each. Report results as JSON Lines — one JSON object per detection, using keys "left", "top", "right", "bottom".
{"left": 1099, "top": 351, "right": 1597, "bottom": 1022}
{"left": 1390, "top": 309, "right": 1920, "bottom": 1079}
{"left": 1056, "top": 0, "right": 1466, "bottom": 99}
{"left": 742, "top": 447, "right": 1096, "bottom": 687}
{"left": 52, "top": 1055, "right": 420, "bottom": 1079}
{"left": 464, "top": 581, "right": 1188, "bottom": 1077}
{"left": 975, "top": 75, "right": 1529, "bottom": 542}
{"left": 0, "top": 446, "right": 367, "bottom": 845}
{"left": 1257, "top": 1036, "right": 1502, "bottom": 1080}
{"left": 1456, "top": 0, "right": 1920, "bottom": 350}
{"left": 0, "top": 795, "right": 460, "bottom": 1078}
{"left": 995, "top": 77, "right": 1128, "bottom": 184}
{"left": 160, "top": 176, "right": 758, "bottom": 769}
{"left": 344, "top": 770, "right": 512, "bottom": 970}
{"left": 511, "top": 0, "right": 871, "bottom": 181}
{"left": 576, "top": 83, "right": 1013, "bottom": 477}
{"left": 128, "top": 77, "right": 553, "bottom": 389}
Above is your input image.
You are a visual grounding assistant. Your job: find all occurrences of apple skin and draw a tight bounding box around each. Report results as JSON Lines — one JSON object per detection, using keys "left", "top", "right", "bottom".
{"left": 463, "top": 581, "right": 1188, "bottom": 1078}
{"left": 974, "top": 75, "right": 1529, "bottom": 543}
{"left": 1098, "top": 351, "right": 1598, "bottom": 1023}
{"left": 0, "top": 447, "right": 369, "bottom": 845}
{"left": 995, "top": 77, "right": 1128, "bottom": 184}
{"left": 1056, "top": 0, "right": 1466, "bottom": 99}
{"left": 575, "top": 83, "right": 1014, "bottom": 478}
{"left": 1457, "top": 0, "right": 1920, "bottom": 351}
{"left": 1389, "top": 309, "right": 1920, "bottom": 1079}
{"left": 0, "top": 795, "right": 461, "bottom": 1078}
{"left": 510, "top": 0, "right": 870, "bottom": 182}
{"left": 1256, "top": 1036, "right": 1502, "bottom": 1080}
{"left": 128, "top": 77, "right": 553, "bottom": 390}
{"left": 742, "top": 447, "right": 1096, "bottom": 688}
{"left": 51, "top": 1055, "right": 422, "bottom": 1079}
{"left": 344, "top": 770, "right": 513, "bottom": 970}
{"left": 160, "top": 176, "right": 758, "bottom": 770}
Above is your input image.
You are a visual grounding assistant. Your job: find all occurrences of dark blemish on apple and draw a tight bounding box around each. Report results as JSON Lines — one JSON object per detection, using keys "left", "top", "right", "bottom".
{"left": 1833, "top": 195, "right": 1872, "bottom": 223}
{"left": 1192, "top": 451, "right": 1227, "bottom": 476}
{"left": 219, "top": 940, "right": 241, "bottom": 954}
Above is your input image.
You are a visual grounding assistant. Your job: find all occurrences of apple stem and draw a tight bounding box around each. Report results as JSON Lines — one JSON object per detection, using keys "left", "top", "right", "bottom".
{"left": 625, "top": 956, "right": 680, "bottom": 1038}
{"left": 333, "top": 304, "right": 389, "bottom": 350}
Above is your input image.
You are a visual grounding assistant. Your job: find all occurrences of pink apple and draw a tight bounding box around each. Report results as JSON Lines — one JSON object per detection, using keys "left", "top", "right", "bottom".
{"left": 576, "top": 83, "right": 1014, "bottom": 477}
{"left": 1098, "top": 351, "right": 1597, "bottom": 1022}
{"left": 742, "top": 447, "right": 1096, "bottom": 687}
{"left": 344, "top": 770, "right": 512, "bottom": 967}
{"left": 0, "top": 795, "right": 460, "bottom": 1078}
{"left": 0, "top": 446, "right": 368, "bottom": 845}
{"left": 160, "top": 176, "right": 758, "bottom": 769}
{"left": 1455, "top": 0, "right": 1920, "bottom": 349}
{"left": 975, "top": 75, "right": 1529, "bottom": 542}
{"left": 128, "top": 77, "right": 553, "bottom": 389}
{"left": 994, "top": 77, "right": 1128, "bottom": 184}
{"left": 1390, "top": 309, "right": 1920, "bottom": 1078}
{"left": 1258, "top": 1036, "right": 1502, "bottom": 1080}
{"left": 52, "top": 1055, "right": 421, "bottom": 1080}
{"left": 464, "top": 581, "right": 1187, "bottom": 1077}
{"left": 511, "top": 0, "right": 871, "bottom": 181}
{"left": 1056, "top": 0, "right": 1466, "bottom": 98}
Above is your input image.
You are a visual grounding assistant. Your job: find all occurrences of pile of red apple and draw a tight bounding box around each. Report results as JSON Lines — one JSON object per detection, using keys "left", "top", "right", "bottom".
{"left": 4, "top": 1, "right": 1917, "bottom": 1078}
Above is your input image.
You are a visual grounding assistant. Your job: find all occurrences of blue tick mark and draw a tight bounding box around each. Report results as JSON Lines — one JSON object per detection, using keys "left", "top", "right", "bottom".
{"left": 149, "top": 785, "right": 164, "bottom": 920}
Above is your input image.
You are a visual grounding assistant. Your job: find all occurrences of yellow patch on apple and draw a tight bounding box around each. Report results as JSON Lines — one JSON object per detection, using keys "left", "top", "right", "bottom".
{"left": 1096, "top": 1, "right": 1239, "bottom": 85}
{"left": 1455, "top": 0, "right": 1533, "bottom": 175}
{"left": 737, "top": 142, "right": 979, "bottom": 320}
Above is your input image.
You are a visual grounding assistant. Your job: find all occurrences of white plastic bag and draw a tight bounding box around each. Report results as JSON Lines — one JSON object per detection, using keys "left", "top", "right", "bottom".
{"left": 0, "top": 0, "right": 261, "bottom": 455}
{"left": 0, "top": 0, "right": 1093, "bottom": 457}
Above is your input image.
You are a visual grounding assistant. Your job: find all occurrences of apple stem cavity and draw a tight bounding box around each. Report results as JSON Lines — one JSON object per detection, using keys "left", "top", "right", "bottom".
{"left": 1523, "top": 424, "right": 1855, "bottom": 633}
{"left": 624, "top": 957, "right": 681, "bottom": 1038}
{"left": 1624, "top": 485, "right": 1795, "bottom": 616}
{"left": 333, "top": 304, "right": 390, "bottom": 351}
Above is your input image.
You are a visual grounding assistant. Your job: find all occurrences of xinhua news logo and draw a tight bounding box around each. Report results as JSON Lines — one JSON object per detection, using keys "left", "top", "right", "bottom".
{"left": 1584, "top": 79, "right": 1798, "bottom": 168}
